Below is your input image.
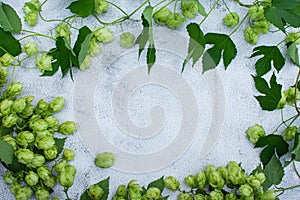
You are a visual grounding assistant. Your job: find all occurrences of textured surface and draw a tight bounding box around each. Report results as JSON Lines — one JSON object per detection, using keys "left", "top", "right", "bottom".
{"left": 0, "top": 0, "right": 299, "bottom": 199}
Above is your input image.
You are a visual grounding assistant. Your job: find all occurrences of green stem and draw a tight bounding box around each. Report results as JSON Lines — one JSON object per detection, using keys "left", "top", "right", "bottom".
{"left": 222, "top": 0, "right": 231, "bottom": 13}
{"left": 233, "top": 0, "right": 252, "bottom": 8}
{"left": 294, "top": 69, "right": 300, "bottom": 114}
{"left": 21, "top": 30, "right": 56, "bottom": 41}
{"left": 272, "top": 114, "right": 299, "bottom": 134}
{"left": 12, "top": 66, "right": 16, "bottom": 83}
{"left": 153, "top": 0, "right": 168, "bottom": 8}
{"left": 274, "top": 184, "right": 300, "bottom": 193}
{"left": 127, "top": 0, "right": 149, "bottom": 18}
{"left": 154, "top": 0, "right": 175, "bottom": 14}
{"left": 293, "top": 160, "right": 300, "bottom": 179}
{"left": 174, "top": 0, "right": 179, "bottom": 13}
{"left": 229, "top": 13, "right": 248, "bottom": 36}
{"left": 107, "top": 1, "right": 129, "bottom": 16}
{"left": 199, "top": 0, "right": 220, "bottom": 26}
{"left": 64, "top": 187, "right": 71, "bottom": 200}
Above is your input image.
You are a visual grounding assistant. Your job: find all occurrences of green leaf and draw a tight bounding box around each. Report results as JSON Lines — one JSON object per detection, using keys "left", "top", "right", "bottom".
{"left": 0, "top": 2, "right": 22, "bottom": 33}
{"left": 202, "top": 33, "right": 237, "bottom": 73}
{"left": 264, "top": 0, "right": 300, "bottom": 32}
{"left": 255, "top": 134, "right": 289, "bottom": 166}
{"left": 181, "top": 0, "right": 207, "bottom": 16}
{"left": 80, "top": 177, "right": 110, "bottom": 200}
{"left": 147, "top": 44, "right": 156, "bottom": 73}
{"left": 136, "top": 5, "right": 153, "bottom": 59}
{"left": 0, "top": 140, "right": 14, "bottom": 164}
{"left": 54, "top": 137, "right": 66, "bottom": 155}
{"left": 4, "top": 155, "right": 25, "bottom": 173}
{"left": 250, "top": 46, "right": 285, "bottom": 76}
{"left": 287, "top": 42, "right": 300, "bottom": 67}
{"left": 0, "top": 27, "right": 21, "bottom": 57}
{"left": 147, "top": 176, "right": 165, "bottom": 192}
{"left": 250, "top": 164, "right": 263, "bottom": 175}
{"left": 254, "top": 73, "right": 282, "bottom": 111}
{"left": 73, "top": 26, "right": 92, "bottom": 56}
{"left": 78, "top": 34, "right": 92, "bottom": 67}
{"left": 182, "top": 23, "right": 205, "bottom": 72}
{"left": 263, "top": 155, "right": 284, "bottom": 186}
{"left": 67, "top": 0, "right": 95, "bottom": 18}
{"left": 292, "top": 132, "right": 300, "bottom": 161}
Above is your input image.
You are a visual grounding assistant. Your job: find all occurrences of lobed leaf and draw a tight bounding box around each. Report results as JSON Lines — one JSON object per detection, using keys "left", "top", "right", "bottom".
{"left": 287, "top": 43, "right": 300, "bottom": 67}
{"left": 251, "top": 46, "right": 285, "bottom": 76}
{"left": 202, "top": 33, "right": 237, "bottom": 73}
{"left": 147, "top": 176, "right": 165, "bottom": 192}
{"left": 80, "top": 177, "right": 110, "bottom": 200}
{"left": 263, "top": 155, "right": 284, "bottom": 187}
{"left": 253, "top": 73, "right": 282, "bottom": 111}
{"left": 182, "top": 23, "right": 205, "bottom": 72}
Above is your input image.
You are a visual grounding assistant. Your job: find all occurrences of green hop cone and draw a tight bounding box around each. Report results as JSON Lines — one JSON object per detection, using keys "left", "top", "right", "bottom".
{"left": 54, "top": 160, "right": 68, "bottom": 173}
{"left": 1, "top": 135, "right": 17, "bottom": 150}
{"left": 44, "top": 115, "right": 59, "bottom": 128}
{"left": 44, "top": 146, "right": 58, "bottom": 160}
{"left": 35, "top": 54, "right": 53, "bottom": 73}
{"left": 166, "top": 13, "right": 185, "bottom": 29}
{"left": 37, "top": 165, "right": 51, "bottom": 181}
{"left": 0, "top": 53, "right": 14, "bottom": 66}
{"left": 253, "top": 20, "right": 270, "bottom": 34}
{"left": 145, "top": 187, "right": 161, "bottom": 199}
{"left": 196, "top": 171, "right": 207, "bottom": 189}
{"left": 239, "top": 184, "right": 253, "bottom": 197}
{"left": 16, "top": 131, "right": 35, "bottom": 147}
{"left": 25, "top": 171, "right": 39, "bottom": 186}
{"left": 24, "top": 96, "right": 34, "bottom": 104}
{"left": 283, "top": 87, "right": 299, "bottom": 105}
{"left": 0, "top": 99, "right": 13, "bottom": 116}
{"left": 87, "top": 184, "right": 104, "bottom": 200}
{"left": 116, "top": 184, "right": 127, "bottom": 197}
{"left": 24, "top": 12, "right": 38, "bottom": 26}
{"left": 80, "top": 55, "right": 91, "bottom": 71}
{"left": 285, "top": 32, "right": 300, "bottom": 45}
{"left": 31, "top": 119, "right": 48, "bottom": 132}
{"left": 63, "top": 148, "right": 75, "bottom": 161}
{"left": 218, "top": 166, "right": 228, "bottom": 180}
{"left": 223, "top": 12, "right": 239, "bottom": 28}
{"left": 154, "top": 8, "right": 171, "bottom": 25}
{"left": 95, "top": 0, "right": 109, "bottom": 15}
{"left": 0, "top": 66, "right": 9, "bottom": 87}
{"left": 89, "top": 38, "right": 102, "bottom": 56}
{"left": 2, "top": 113, "right": 18, "bottom": 128}
{"left": 209, "top": 189, "right": 224, "bottom": 200}
{"left": 225, "top": 192, "right": 237, "bottom": 200}
{"left": 43, "top": 176, "right": 56, "bottom": 188}
{"left": 283, "top": 126, "right": 297, "bottom": 141}
{"left": 194, "top": 194, "right": 207, "bottom": 200}
{"left": 227, "top": 161, "right": 247, "bottom": 185}
{"left": 15, "top": 186, "right": 33, "bottom": 200}
{"left": 178, "top": 193, "right": 193, "bottom": 200}
{"left": 27, "top": 154, "right": 45, "bottom": 168}
{"left": 246, "top": 124, "right": 266, "bottom": 144}
{"left": 20, "top": 105, "right": 35, "bottom": 118}
{"left": 58, "top": 164, "right": 76, "bottom": 187}
{"left": 181, "top": 1, "right": 198, "bottom": 18}
{"left": 15, "top": 148, "right": 34, "bottom": 164}
{"left": 184, "top": 175, "right": 198, "bottom": 188}
{"left": 260, "top": 190, "right": 276, "bottom": 200}
{"left": 35, "top": 189, "right": 50, "bottom": 200}
{"left": 254, "top": 172, "right": 266, "bottom": 184}
{"left": 94, "top": 27, "right": 114, "bottom": 43}
{"left": 35, "top": 135, "right": 55, "bottom": 150}
{"left": 6, "top": 82, "right": 23, "bottom": 97}
{"left": 247, "top": 175, "right": 261, "bottom": 189}
{"left": 248, "top": 6, "right": 265, "bottom": 21}
{"left": 35, "top": 99, "right": 49, "bottom": 115}
{"left": 12, "top": 98, "right": 26, "bottom": 113}
{"left": 95, "top": 152, "right": 115, "bottom": 168}
{"left": 56, "top": 23, "right": 71, "bottom": 41}
{"left": 120, "top": 32, "right": 135, "bottom": 48}
{"left": 4, "top": 171, "right": 16, "bottom": 184}
{"left": 128, "top": 180, "right": 143, "bottom": 199}
{"left": 164, "top": 176, "right": 180, "bottom": 191}
{"left": 59, "top": 121, "right": 77, "bottom": 135}
{"left": 23, "top": 42, "right": 38, "bottom": 56}
{"left": 205, "top": 165, "right": 225, "bottom": 189}
{"left": 49, "top": 97, "right": 65, "bottom": 113}
{"left": 10, "top": 182, "right": 21, "bottom": 195}
{"left": 244, "top": 26, "right": 259, "bottom": 45}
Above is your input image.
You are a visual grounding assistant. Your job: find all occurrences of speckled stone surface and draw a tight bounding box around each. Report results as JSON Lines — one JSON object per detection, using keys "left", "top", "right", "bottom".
{"left": 0, "top": 0, "right": 299, "bottom": 199}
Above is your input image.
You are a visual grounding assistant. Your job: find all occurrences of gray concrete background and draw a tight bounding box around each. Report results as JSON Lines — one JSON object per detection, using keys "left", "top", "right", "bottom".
{"left": 0, "top": 0, "right": 299, "bottom": 199}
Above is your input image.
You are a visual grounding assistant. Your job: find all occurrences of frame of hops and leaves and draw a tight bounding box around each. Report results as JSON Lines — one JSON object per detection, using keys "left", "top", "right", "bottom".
{"left": 0, "top": 0, "right": 300, "bottom": 199}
